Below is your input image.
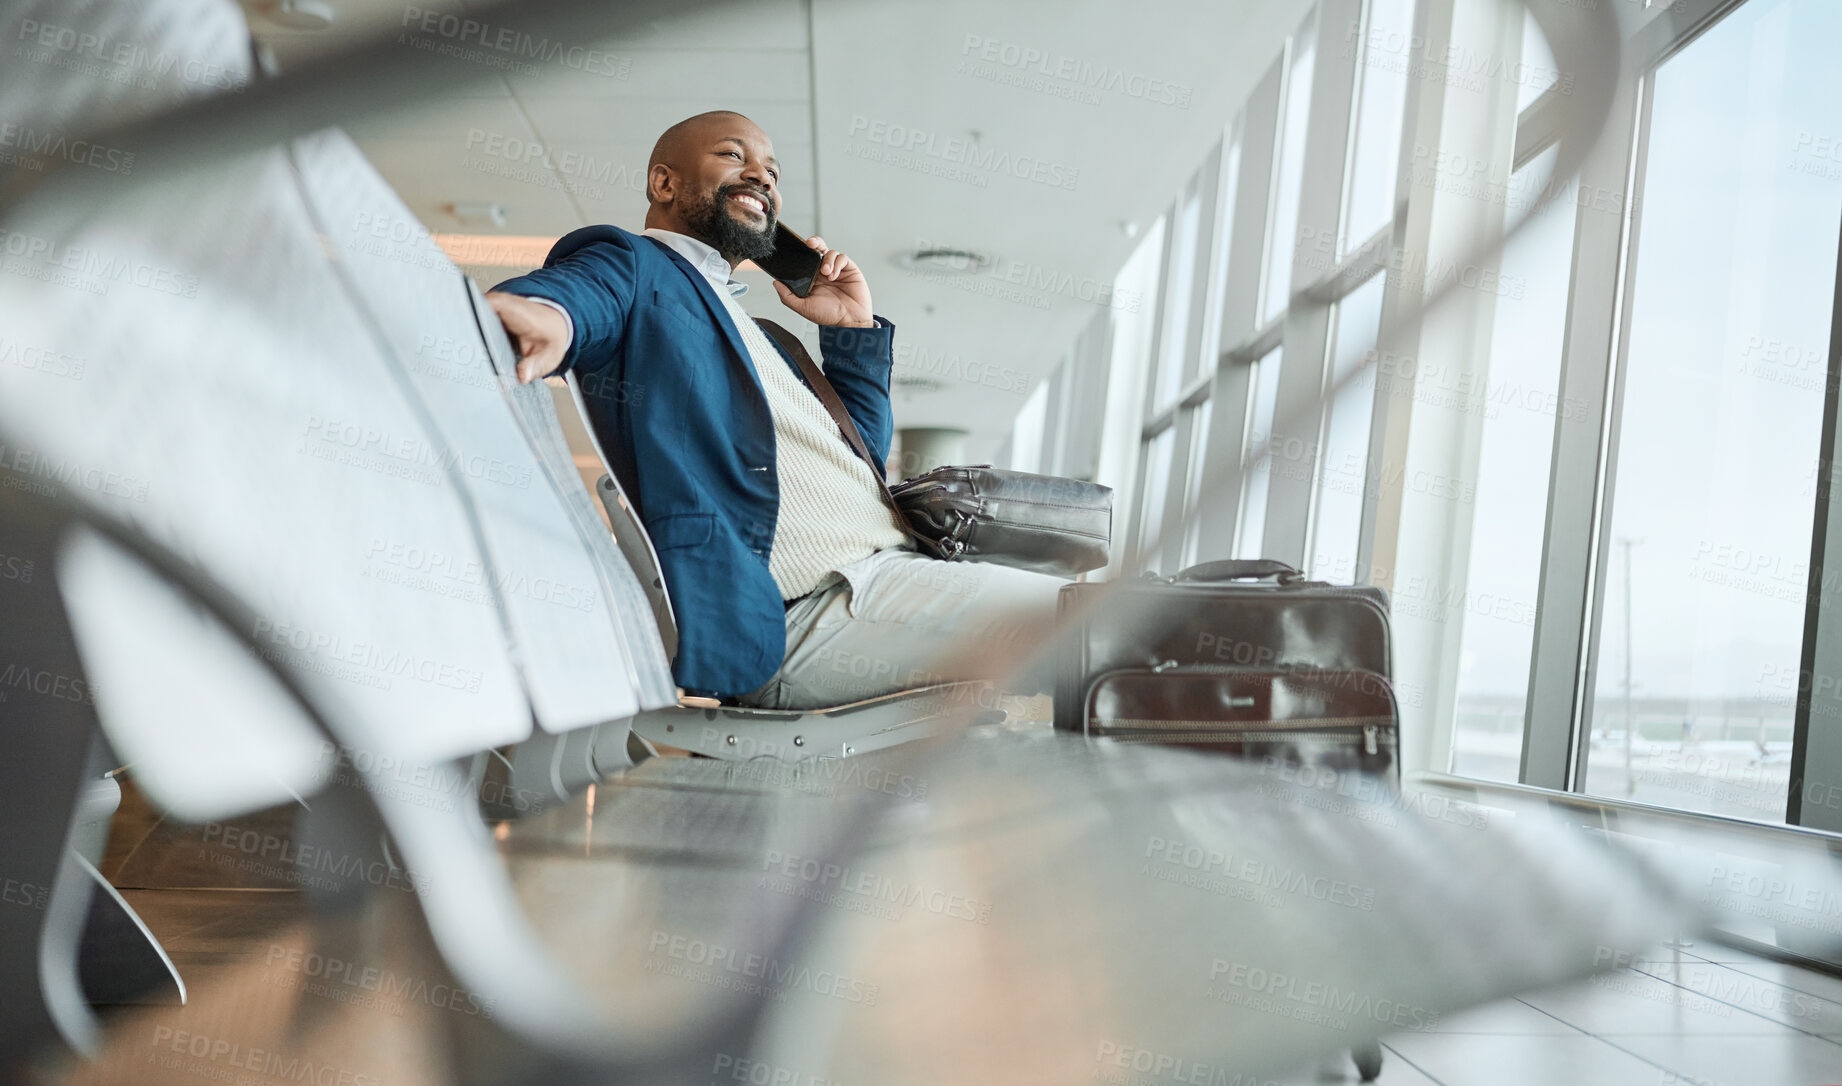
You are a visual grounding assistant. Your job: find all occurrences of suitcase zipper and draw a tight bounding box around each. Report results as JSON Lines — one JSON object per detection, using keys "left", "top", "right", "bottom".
{"left": 1092, "top": 714, "right": 1395, "bottom": 733}
{"left": 1099, "top": 726, "right": 1397, "bottom": 748}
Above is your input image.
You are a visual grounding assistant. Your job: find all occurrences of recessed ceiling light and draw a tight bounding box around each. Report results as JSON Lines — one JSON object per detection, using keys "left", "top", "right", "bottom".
{"left": 262, "top": 0, "right": 336, "bottom": 30}
{"left": 893, "top": 247, "right": 990, "bottom": 275}
{"left": 448, "top": 202, "right": 508, "bottom": 228}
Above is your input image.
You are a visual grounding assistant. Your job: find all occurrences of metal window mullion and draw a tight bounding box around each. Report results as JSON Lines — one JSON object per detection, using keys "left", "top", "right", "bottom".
{"left": 1363, "top": 0, "right": 1520, "bottom": 777}
{"left": 1140, "top": 205, "right": 1179, "bottom": 417}
{"left": 1040, "top": 361, "right": 1067, "bottom": 477}
{"left": 1789, "top": 208, "right": 1842, "bottom": 830}
{"left": 1159, "top": 408, "right": 1199, "bottom": 573}
{"left": 1185, "top": 141, "right": 1227, "bottom": 389}
{"left": 1519, "top": 71, "right": 1647, "bottom": 791}
{"left": 1264, "top": 0, "right": 1363, "bottom": 570}
{"left": 1192, "top": 62, "right": 1284, "bottom": 564}
{"left": 1300, "top": 222, "right": 1391, "bottom": 306}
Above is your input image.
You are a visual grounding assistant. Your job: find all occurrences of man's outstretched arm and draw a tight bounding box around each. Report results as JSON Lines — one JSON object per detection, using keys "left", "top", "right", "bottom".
{"left": 488, "top": 232, "right": 640, "bottom": 383}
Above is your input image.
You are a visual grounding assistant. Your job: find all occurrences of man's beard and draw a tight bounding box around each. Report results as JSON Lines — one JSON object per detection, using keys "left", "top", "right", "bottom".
{"left": 684, "top": 182, "right": 777, "bottom": 265}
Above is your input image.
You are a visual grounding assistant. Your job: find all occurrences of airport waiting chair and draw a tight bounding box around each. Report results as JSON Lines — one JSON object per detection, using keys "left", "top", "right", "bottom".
{"left": 587, "top": 466, "right": 1003, "bottom": 763}
{"left": 502, "top": 372, "right": 1002, "bottom": 797}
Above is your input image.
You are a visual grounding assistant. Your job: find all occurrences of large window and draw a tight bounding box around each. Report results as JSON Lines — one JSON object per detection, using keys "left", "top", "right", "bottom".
{"left": 1024, "top": 0, "right": 1842, "bottom": 839}
{"left": 1448, "top": 147, "right": 1576, "bottom": 782}
{"left": 1580, "top": 0, "right": 1842, "bottom": 819}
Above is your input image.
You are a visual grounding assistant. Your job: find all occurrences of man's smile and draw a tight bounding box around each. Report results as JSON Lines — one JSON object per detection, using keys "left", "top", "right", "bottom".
{"left": 727, "top": 191, "right": 768, "bottom": 217}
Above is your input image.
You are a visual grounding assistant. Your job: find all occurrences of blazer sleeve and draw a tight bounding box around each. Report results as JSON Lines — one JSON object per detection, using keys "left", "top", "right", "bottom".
{"left": 490, "top": 234, "right": 638, "bottom": 378}
{"left": 816, "top": 317, "right": 897, "bottom": 471}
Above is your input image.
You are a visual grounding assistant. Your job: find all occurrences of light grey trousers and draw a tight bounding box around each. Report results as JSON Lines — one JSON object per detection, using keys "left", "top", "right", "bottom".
{"left": 737, "top": 547, "right": 1067, "bottom": 710}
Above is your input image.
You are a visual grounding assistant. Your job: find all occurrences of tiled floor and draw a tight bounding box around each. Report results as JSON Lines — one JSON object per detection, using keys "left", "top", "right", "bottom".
{"left": 1294, "top": 943, "right": 1842, "bottom": 1086}
{"left": 49, "top": 781, "right": 1842, "bottom": 1086}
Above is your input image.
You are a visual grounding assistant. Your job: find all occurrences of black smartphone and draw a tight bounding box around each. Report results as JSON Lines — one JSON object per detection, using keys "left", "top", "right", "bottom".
{"left": 754, "top": 222, "right": 823, "bottom": 297}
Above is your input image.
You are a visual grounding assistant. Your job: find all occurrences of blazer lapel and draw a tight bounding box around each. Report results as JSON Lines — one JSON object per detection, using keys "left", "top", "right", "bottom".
{"left": 643, "top": 236, "right": 769, "bottom": 401}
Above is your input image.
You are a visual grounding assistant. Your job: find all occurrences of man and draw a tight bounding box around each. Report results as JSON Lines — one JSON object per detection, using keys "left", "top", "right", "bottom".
{"left": 487, "top": 111, "right": 1060, "bottom": 708}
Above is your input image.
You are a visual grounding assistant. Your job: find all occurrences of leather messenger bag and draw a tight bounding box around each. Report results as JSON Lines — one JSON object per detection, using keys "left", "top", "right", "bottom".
{"left": 755, "top": 318, "right": 1112, "bottom": 577}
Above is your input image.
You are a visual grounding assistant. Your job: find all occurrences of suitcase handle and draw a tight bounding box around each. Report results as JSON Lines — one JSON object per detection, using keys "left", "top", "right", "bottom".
{"left": 1172, "top": 559, "right": 1308, "bottom": 585}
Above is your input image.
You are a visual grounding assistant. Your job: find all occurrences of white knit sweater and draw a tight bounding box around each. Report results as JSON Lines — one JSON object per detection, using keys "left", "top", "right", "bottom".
{"left": 716, "top": 291, "right": 907, "bottom": 599}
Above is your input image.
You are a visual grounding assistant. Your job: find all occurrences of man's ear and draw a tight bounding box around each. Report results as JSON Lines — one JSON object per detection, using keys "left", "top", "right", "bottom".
{"left": 646, "top": 163, "right": 675, "bottom": 207}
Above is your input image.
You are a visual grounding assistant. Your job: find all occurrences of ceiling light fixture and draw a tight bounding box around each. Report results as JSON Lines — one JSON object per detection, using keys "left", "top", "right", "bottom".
{"left": 893, "top": 247, "right": 991, "bottom": 275}
{"left": 448, "top": 202, "right": 509, "bottom": 228}
{"left": 262, "top": 0, "right": 336, "bottom": 31}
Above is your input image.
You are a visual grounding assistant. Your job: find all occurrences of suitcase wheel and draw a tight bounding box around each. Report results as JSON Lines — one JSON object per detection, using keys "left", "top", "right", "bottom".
{"left": 1351, "top": 1041, "right": 1383, "bottom": 1081}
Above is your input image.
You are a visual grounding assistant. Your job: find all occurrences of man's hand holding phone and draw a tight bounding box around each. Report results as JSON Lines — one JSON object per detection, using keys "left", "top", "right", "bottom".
{"left": 485, "top": 292, "right": 570, "bottom": 384}
{"left": 771, "top": 233, "right": 874, "bottom": 329}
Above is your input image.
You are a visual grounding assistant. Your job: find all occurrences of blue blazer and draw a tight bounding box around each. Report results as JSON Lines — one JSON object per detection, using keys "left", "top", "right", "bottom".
{"left": 493, "top": 226, "right": 897, "bottom": 697}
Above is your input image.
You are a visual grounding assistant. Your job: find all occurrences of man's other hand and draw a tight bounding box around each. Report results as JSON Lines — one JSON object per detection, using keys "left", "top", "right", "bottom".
{"left": 773, "top": 235, "right": 874, "bottom": 328}
{"left": 485, "top": 292, "right": 571, "bottom": 383}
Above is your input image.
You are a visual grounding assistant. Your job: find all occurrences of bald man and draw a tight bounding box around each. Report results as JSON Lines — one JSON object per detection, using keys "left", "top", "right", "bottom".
{"left": 487, "top": 112, "right": 1060, "bottom": 709}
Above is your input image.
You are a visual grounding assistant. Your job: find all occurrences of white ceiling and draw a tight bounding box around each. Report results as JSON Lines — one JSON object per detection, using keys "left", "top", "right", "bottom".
{"left": 240, "top": 0, "right": 1308, "bottom": 458}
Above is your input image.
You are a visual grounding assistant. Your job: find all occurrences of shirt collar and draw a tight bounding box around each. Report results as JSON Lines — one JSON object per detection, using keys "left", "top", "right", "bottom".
{"left": 641, "top": 227, "right": 748, "bottom": 298}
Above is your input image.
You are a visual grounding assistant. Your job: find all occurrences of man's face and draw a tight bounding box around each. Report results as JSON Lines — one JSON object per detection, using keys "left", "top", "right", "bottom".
{"left": 668, "top": 122, "right": 782, "bottom": 264}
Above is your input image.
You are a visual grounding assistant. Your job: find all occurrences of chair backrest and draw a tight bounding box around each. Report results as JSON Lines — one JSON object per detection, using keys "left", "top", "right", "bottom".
{"left": 593, "top": 471, "right": 680, "bottom": 661}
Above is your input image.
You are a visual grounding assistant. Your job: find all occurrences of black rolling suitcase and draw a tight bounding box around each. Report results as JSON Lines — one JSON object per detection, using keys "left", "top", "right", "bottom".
{"left": 1053, "top": 559, "right": 1400, "bottom": 787}
{"left": 1057, "top": 559, "right": 1396, "bottom": 1082}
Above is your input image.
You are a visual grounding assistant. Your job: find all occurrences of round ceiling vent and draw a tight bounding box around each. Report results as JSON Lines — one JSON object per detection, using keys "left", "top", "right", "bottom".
{"left": 263, "top": 0, "right": 336, "bottom": 30}
{"left": 893, "top": 247, "right": 990, "bottom": 275}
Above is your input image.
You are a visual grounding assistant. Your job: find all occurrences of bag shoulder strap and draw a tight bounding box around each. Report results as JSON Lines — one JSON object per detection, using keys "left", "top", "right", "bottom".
{"left": 754, "top": 319, "right": 881, "bottom": 475}
{"left": 753, "top": 318, "right": 921, "bottom": 544}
